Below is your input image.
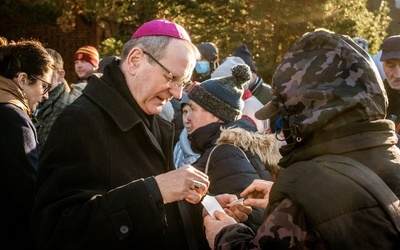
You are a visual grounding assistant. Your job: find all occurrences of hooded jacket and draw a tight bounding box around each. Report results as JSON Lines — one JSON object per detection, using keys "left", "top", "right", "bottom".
{"left": 190, "top": 118, "right": 280, "bottom": 232}
{"left": 214, "top": 29, "right": 400, "bottom": 249}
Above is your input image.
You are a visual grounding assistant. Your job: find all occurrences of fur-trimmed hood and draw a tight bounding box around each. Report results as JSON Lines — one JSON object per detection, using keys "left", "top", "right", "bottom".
{"left": 216, "top": 127, "right": 282, "bottom": 173}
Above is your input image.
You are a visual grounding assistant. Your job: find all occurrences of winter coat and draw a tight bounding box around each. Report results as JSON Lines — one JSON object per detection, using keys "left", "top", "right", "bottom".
{"left": 35, "top": 80, "right": 75, "bottom": 147}
{"left": 242, "top": 89, "right": 269, "bottom": 133}
{"left": 32, "top": 60, "right": 203, "bottom": 250}
{"left": 0, "top": 75, "right": 38, "bottom": 249}
{"left": 213, "top": 29, "right": 400, "bottom": 249}
{"left": 383, "top": 79, "right": 400, "bottom": 132}
{"left": 216, "top": 121, "right": 400, "bottom": 249}
{"left": 189, "top": 118, "right": 280, "bottom": 232}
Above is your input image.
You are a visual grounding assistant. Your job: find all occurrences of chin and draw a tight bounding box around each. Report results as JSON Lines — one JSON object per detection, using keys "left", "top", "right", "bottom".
{"left": 148, "top": 106, "right": 162, "bottom": 116}
{"left": 391, "top": 84, "right": 400, "bottom": 91}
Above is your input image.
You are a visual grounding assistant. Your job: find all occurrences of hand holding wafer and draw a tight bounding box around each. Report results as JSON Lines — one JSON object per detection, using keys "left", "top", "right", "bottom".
{"left": 226, "top": 198, "right": 245, "bottom": 207}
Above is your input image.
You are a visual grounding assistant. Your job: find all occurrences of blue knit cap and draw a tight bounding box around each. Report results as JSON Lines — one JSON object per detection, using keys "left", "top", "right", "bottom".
{"left": 188, "top": 64, "right": 251, "bottom": 122}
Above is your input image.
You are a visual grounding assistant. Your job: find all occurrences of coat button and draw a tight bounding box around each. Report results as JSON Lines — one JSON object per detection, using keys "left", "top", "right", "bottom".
{"left": 120, "top": 225, "right": 129, "bottom": 234}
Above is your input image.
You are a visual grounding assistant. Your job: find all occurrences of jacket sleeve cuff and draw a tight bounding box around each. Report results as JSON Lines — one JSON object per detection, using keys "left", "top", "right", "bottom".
{"left": 144, "top": 176, "right": 164, "bottom": 205}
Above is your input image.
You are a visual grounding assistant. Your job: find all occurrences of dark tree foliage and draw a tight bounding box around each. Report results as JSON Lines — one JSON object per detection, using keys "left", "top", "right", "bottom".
{"left": 4, "top": 0, "right": 392, "bottom": 82}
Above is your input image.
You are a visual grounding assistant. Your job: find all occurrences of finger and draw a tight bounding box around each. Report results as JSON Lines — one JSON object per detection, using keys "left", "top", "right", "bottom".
{"left": 187, "top": 165, "right": 209, "bottom": 180}
{"left": 229, "top": 206, "right": 248, "bottom": 222}
{"left": 234, "top": 204, "right": 252, "bottom": 215}
{"left": 241, "top": 185, "right": 265, "bottom": 197}
{"left": 224, "top": 207, "right": 244, "bottom": 222}
{"left": 203, "top": 214, "right": 214, "bottom": 226}
{"left": 194, "top": 168, "right": 209, "bottom": 180}
{"left": 190, "top": 180, "right": 203, "bottom": 190}
{"left": 224, "top": 209, "right": 239, "bottom": 222}
{"left": 190, "top": 180, "right": 208, "bottom": 196}
{"left": 216, "top": 194, "right": 237, "bottom": 207}
{"left": 185, "top": 192, "right": 203, "bottom": 204}
{"left": 226, "top": 198, "right": 244, "bottom": 207}
{"left": 213, "top": 210, "right": 228, "bottom": 220}
{"left": 244, "top": 198, "right": 268, "bottom": 209}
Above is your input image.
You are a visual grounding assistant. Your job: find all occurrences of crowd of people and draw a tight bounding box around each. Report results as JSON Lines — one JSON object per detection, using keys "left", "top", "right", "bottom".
{"left": 1, "top": 19, "right": 400, "bottom": 250}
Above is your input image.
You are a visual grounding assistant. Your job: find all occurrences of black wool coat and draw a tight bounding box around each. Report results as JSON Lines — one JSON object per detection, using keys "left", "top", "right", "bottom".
{"left": 1, "top": 103, "right": 38, "bottom": 250}
{"left": 32, "top": 60, "right": 202, "bottom": 250}
{"left": 189, "top": 119, "right": 272, "bottom": 232}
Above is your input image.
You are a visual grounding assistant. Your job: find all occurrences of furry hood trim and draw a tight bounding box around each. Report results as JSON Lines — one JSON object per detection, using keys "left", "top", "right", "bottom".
{"left": 216, "top": 127, "right": 282, "bottom": 173}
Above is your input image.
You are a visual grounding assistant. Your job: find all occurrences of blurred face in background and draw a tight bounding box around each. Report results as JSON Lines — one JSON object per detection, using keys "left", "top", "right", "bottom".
{"left": 49, "top": 67, "right": 66, "bottom": 92}
{"left": 182, "top": 104, "right": 193, "bottom": 133}
{"left": 186, "top": 100, "right": 220, "bottom": 133}
{"left": 383, "top": 59, "right": 400, "bottom": 91}
{"left": 74, "top": 60, "right": 97, "bottom": 81}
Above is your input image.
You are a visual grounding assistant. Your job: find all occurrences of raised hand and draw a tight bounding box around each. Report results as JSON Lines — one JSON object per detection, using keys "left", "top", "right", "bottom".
{"left": 204, "top": 210, "right": 236, "bottom": 249}
{"left": 155, "top": 165, "right": 209, "bottom": 204}
{"left": 240, "top": 179, "right": 274, "bottom": 209}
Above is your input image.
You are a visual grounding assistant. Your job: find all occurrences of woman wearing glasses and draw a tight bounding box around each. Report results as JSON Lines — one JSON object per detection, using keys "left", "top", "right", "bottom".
{"left": 0, "top": 36, "right": 53, "bottom": 249}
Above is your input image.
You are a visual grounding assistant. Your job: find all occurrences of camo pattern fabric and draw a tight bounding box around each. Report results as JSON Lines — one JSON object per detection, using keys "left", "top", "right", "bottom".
{"left": 270, "top": 29, "right": 388, "bottom": 142}
{"left": 215, "top": 198, "right": 326, "bottom": 249}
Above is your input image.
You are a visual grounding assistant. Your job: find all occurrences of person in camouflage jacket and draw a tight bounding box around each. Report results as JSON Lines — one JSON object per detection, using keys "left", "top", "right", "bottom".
{"left": 204, "top": 29, "right": 400, "bottom": 249}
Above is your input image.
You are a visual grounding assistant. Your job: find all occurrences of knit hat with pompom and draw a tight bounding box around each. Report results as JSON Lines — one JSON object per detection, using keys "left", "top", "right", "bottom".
{"left": 188, "top": 64, "right": 251, "bottom": 122}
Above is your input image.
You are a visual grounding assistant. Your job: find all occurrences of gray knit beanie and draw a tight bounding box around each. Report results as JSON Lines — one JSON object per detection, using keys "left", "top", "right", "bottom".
{"left": 188, "top": 64, "right": 251, "bottom": 122}
{"left": 211, "top": 56, "right": 245, "bottom": 78}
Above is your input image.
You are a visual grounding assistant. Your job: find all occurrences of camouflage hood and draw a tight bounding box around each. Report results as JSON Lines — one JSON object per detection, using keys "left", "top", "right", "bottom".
{"left": 255, "top": 29, "right": 387, "bottom": 145}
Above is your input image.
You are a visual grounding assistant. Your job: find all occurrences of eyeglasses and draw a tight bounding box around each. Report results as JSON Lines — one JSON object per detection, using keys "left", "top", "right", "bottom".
{"left": 32, "top": 76, "right": 52, "bottom": 95}
{"left": 142, "top": 50, "right": 192, "bottom": 89}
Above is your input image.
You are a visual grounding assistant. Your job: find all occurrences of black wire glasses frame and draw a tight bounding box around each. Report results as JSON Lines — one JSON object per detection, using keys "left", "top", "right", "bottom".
{"left": 32, "top": 76, "right": 52, "bottom": 95}
{"left": 142, "top": 50, "right": 192, "bottom": 88}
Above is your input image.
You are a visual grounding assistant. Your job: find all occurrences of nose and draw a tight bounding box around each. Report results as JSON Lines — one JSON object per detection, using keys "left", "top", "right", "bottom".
{"left": 394, "top": 64, "right": 400, "bottom": 78}
{"left": 42, "top": 91, "right": 49, "bottom": 100}
{"left": 169, "top": 86, "right": 183, "bottom": 100}
{"left": 186, "top": 111, "right": 192, "bottom": 121}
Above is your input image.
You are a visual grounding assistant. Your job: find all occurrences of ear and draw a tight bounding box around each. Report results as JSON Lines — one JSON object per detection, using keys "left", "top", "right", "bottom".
{"left": 58, "top": 70, "right": 66, "bottom": 82}
{"left": 16, "top": 72, "right": 29, "bottom": 89}
{"left": 126, "top": 47, "right": 144, "bottom": 75}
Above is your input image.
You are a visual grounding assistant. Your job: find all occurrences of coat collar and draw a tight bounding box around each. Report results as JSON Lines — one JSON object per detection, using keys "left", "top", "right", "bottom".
{"left": 189, "top": 118, "right": 256, "bottom": 154}
{"left": 0, "top": 75, "right": 31, "bottom": 116}
{"left": 82, "top": 60, "right": 174, "bottom": 162}
{"left": 83, "top": 76, "right": 141, "bottom": 132}
{"left": 279, "top": 119, "right": 398, "bottom": 167}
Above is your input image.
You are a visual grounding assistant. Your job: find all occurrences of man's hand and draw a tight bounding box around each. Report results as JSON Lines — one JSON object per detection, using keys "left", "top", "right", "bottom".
{"left": 201, "top": 194, "right": 252, "bottom": 222}
{"left": 204, "top": 211, "right": 236, "bottom": 249}
{"left": 215, "top": 194, "right": 252, "bottom": 222}
{"left": 155, "top": 165, "right": 209, "bottom": 204}
{"left": 240, "top": 179, "right": 273, "bottom": 209}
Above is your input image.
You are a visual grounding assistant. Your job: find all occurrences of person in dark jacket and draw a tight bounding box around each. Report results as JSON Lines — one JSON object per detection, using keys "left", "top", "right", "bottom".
{"left": 31, "top": 19, "right": 212, "bottom": 250}
{"left": 380, "top": 35, "right": 400, "bottom": 132}
{"left": 188, "top": 64, "right": 281, "bottom": 233}
{"left": 192, "top": 42, "right": 219, "bottom": 82}
{"left": 0, "top": 37, "right": 53, "bottom": 250}
{"left": 204, "top": 29, "right": 400, "bottom": 249}
{"left": 34, "top": 48, "right": 75, "bottom": 148}
{"left": 233, "top": 44, "right": 272, "bottom": 106}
